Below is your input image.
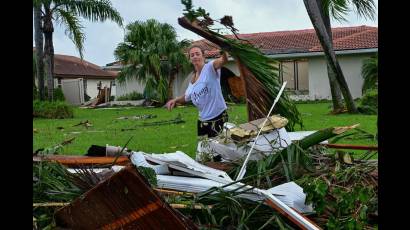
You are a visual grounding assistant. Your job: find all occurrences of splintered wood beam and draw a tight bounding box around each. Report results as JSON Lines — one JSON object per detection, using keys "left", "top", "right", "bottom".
{"left": 33, "top": 155, "right": 130, "bottom": 166}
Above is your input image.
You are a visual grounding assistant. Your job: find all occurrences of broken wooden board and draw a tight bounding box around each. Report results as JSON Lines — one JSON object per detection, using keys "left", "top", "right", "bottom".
{"left": 33, "top": 155, "right": 130, "bottom": 166}
{"left": 55, "top": 166, "right": 197, "bottom": 230}
{"left": 229, "top": 115, "right": 288, "bottom": 142}
{"left": 239, "top": 115, "right": 288, "bottom": 132}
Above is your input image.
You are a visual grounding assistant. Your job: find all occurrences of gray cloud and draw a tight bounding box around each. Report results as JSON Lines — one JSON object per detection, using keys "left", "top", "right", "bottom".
{"left": 36, "top": 0, "right": 378, "bottom": 66}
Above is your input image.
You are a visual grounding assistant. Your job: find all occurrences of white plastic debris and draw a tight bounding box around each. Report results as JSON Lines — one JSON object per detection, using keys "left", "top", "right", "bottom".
{"left": 130, "top": 151, "right": 170, "bottom": 174}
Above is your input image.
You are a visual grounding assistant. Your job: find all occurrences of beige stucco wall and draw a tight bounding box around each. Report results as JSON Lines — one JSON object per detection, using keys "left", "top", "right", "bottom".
{"left": 115, "top": 78, "right": 145, "bottom": 98}
{"left": 308, "top": 54, "right": 372, "bottom": 100}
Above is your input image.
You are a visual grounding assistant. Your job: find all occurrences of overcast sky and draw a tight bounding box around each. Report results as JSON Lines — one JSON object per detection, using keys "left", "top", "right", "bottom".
{"left": 34, "top": 0, "right": 378, "bottom": 66}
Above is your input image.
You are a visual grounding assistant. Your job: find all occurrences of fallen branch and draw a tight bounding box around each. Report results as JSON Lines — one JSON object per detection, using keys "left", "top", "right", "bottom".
{"left": 121, "top": 115, "right": 185, "bottom": 131}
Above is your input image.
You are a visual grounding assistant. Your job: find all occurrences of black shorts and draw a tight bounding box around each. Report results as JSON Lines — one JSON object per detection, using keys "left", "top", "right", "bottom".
{"left": 197, "top": 110, "right": 228, "bottom": 137}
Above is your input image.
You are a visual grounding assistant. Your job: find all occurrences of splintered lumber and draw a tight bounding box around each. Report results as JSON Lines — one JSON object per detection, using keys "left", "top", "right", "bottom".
{"left": 55, "top": 166, "right": 197, "bottom": 230}
{"left": 33, "top": 155, "right": 130, "bottom": 166}
{"left": 238, "top": 115, "right": 288, "bottom": 133}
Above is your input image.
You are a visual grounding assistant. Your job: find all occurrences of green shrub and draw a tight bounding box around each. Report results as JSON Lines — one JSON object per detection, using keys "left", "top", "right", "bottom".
{"left": 43, "top": 87, "right": 66, "bottom": 101}
{"left": 53, "top": 87, "right": 66, "bottom": 101}
{"left": 33, "top": 100, "right": 74, "bottom": 119}
{"left": 358, "top": 89, "right": 378, "bottom": 115}
{"left": 116, "top": 91, "right": 144, "bottom": 101}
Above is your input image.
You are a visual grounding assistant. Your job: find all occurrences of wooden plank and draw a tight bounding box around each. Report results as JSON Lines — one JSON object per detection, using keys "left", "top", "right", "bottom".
{"left": 33, "top": 155, "right": 130, "bottom": 166}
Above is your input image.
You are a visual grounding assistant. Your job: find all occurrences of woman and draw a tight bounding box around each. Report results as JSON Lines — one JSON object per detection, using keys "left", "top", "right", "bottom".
{"left": 166, "top": 45, "right": 229, "bottom": 138}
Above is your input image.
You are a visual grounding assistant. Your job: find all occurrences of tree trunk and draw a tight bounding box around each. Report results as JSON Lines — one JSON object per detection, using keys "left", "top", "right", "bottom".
{"left": 303, "top": 0, "right": 359, "bottom": 113}
{"left": 326, "top": 63, "right": 344, "bottom": 113}
{"left": 167, "top": 71, "right": 176, "bottom": 99}
{"left": 34, "top": 6, "right": 45, "bottom": 100}
{"left": 43, "top": 7, "right": 55, "bottom": 101}
{"left": 317, "top": 0, "right": 344, "bottom": 113}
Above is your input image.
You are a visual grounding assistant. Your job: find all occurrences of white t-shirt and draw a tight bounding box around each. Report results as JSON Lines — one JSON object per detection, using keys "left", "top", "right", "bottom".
{"left": 185, "top": 60, "right": 227, "bottom": 121}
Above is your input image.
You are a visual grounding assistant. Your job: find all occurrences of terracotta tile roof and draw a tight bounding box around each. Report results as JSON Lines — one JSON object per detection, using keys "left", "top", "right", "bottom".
{"left": 54, "top": 54, "right": 118, "bottom": 79}
{"left": 192, "top": 25, "right": 377, "bottom": 58}
{"left": 33, "top": 48, "right": 118, "bottom": 79}
{"left": 310, "top": 27, "right": 378, "bottom": 51}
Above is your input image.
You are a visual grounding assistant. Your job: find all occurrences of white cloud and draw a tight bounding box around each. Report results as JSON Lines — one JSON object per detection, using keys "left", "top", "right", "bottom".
{"left": 34, "top": 0, "right": 378, "bottom": 66}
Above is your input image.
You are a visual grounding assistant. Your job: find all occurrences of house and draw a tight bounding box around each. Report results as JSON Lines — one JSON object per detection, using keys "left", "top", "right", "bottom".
{"left": 53, "top": 54, "right": 118, "bottom": 99}
{"left": 33, "top": 48, "right": 118, "bottom": 101}
{"left": 104, "top": 25, "right": 377, "bottom": 101}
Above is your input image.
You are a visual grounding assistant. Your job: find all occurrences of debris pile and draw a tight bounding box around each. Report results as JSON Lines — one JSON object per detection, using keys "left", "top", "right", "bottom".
{"left": 33, "top": 114, "right": 377, "bottom": 229}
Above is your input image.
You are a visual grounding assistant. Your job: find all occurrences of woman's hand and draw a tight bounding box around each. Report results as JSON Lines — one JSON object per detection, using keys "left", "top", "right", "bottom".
{"left": 165, "top": 98, "right": 177, "bottom": 111}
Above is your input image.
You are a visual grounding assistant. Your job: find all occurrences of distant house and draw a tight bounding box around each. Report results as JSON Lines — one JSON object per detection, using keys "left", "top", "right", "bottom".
{"left": 33, "top": 48, "right": 118, "bottom": 100}
{"left": 104, "top": 25, "right": 377, "bottom": 101}
{"left": 53, "top": 54, "right": 118, "bottom": 99}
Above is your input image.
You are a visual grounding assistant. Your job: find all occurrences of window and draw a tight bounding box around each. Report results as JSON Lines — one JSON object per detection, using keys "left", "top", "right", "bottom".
{"left": 279, "top": 59, "right": 309, "bottom": 92}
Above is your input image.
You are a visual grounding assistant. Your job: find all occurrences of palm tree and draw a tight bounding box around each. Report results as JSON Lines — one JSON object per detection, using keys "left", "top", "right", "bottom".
{"left": 33, "top": 0, "right": 123, "bottom": 101}
{"left": 114, "top": 19, "right": 191, "bottom": 104}
{"left": 361, "top": 53, "right": 378, "bottom": 93}
{"left": 33, "top": 52, "right": 38, "bottom": 99}
{"left": 317, "top": 0, "right": 344, "bottom": 113}
{"left": 33, "top": 5, "right": 45, "bottom": 100}
{"left": 303, "top": 0, "right": 376, "bottom": 113}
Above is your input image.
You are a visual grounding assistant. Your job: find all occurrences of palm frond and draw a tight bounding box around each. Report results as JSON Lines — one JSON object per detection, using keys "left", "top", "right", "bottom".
{"left": 144, "top": 77, "right": 158, "bottom": 100}
{"left": 55, "top": 8, "right": 85, "bottom": 59}
{"left": 323, "top": 0, "right": 349, "bottom": 22}
{"left": 350, "top": 0, "right": 377, "bottom": 20}
{"left": 157, "top": 77, "right": 169, "bottom": 103}
{"left": 33, "top": 161, "right": 82, "bottom": 203}
{"left": 210, "top": 32, "right": 303, "bottom": 130}
{"left": 60, "top": 0, "right": 123, "bottom": 27}
{"left": 361, "top": 54, "right": 378, "bottom": 93}
{"left": 323, "top": 0, "right": 376, "bottom": 22}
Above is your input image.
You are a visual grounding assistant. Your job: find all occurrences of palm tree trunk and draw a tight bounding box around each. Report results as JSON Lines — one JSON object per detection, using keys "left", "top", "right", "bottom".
{"left": 167, "top": 71, "right": 176, "bottom": 100}
{"left": 317, "top": 0, "right": 344, "bottom": 113}
{"left": 326, "top": 62, "right": 345, "bottom": 113}
{"left": 43, "top": 7, "right": 55, "bottom": 101}
{"left": 34, "top": 6, "right": 45, "bottom": 100}
{"left": 303, "top": 0, "right": 358, "bottom": 113}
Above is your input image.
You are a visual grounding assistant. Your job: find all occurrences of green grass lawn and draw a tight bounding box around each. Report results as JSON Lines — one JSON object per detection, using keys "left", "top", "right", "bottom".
{"left": 33, "top": 102, "right": 377, "bottom": 158}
